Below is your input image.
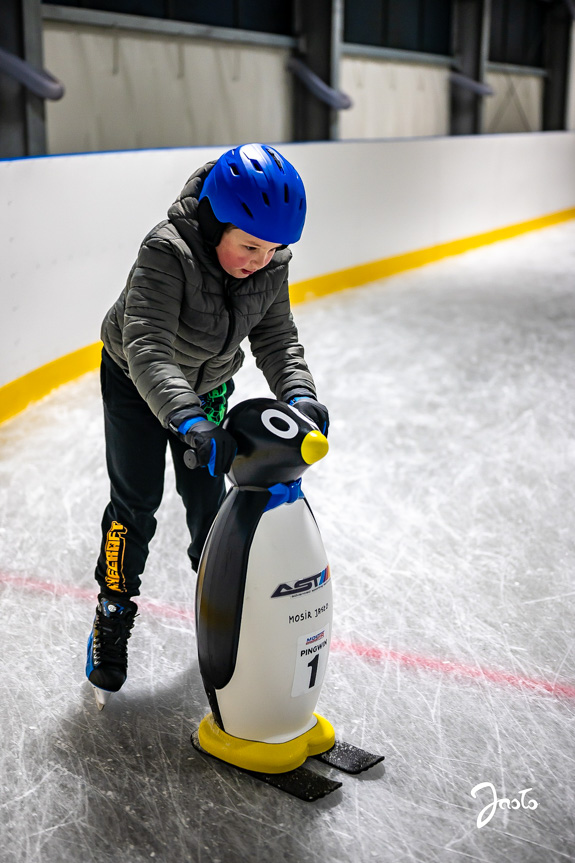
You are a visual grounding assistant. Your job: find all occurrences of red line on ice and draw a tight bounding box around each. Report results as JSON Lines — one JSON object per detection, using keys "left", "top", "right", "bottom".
{"left": 0, "top": 572, "right": 194, "bottom": 621}
{"left": 2, "top": 571, "right": 574, "bottom": 699}
{"left": 329, "top": 639, "right": 575, "bottom": 700}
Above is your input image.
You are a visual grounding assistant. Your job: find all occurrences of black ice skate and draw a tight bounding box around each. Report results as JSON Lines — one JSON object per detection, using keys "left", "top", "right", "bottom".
{"left": 86, "top": 594, "right": 137, "bottom": 710}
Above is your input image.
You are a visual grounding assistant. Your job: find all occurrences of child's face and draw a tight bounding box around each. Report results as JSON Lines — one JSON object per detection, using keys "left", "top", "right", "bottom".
{"left": 215, "top": 228, "right": 282, "bottom": 279}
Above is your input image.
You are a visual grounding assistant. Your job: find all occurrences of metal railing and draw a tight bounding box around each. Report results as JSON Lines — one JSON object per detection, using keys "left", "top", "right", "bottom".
{"left": 0, "top": 47, "right": 64, "bottom": 100}
{"left": 287, "top": 57, "right": 352, "bottom": 110}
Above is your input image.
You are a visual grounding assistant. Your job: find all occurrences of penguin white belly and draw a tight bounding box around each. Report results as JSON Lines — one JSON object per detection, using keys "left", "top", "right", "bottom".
{"left": 215, "top": 497, "right": 332, "bottom": 743}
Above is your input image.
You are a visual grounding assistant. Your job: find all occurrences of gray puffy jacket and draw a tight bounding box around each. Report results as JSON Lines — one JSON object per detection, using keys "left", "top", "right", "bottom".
{"left": 101, "top": 162, "right": 316, "bottom": 429}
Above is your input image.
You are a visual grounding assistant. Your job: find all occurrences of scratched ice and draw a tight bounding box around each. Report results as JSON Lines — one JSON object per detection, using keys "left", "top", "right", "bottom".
{"left": 1, "top": 221, "right": 574, "bottom": 863}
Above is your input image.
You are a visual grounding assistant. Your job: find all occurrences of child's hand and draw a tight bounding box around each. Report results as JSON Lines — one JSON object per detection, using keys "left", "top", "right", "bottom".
{"left": 289, "top": 397, "right": 330, "bottom": 437}
{"left": 184, "top": 420, "right": 237, "bottom": 476}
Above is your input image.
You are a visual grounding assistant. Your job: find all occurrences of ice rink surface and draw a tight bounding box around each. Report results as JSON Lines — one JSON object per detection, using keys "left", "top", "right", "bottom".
{"left": 1, "top": 221, "right": 574, "bottom": 863}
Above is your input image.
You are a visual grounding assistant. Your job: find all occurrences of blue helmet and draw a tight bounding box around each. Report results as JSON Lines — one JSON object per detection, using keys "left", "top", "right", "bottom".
{"left": 199, "top": 143, "right": 307, "bottom": 245}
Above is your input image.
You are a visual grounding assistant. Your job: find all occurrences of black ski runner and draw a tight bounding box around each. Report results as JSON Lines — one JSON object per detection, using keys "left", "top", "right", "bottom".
{"left": 313, "top": 741, "right": 385, "bottom": 774}
{"left": 240, "top": 764, "right": 342, "bottom": 801}
{"left": 191, "top": 731, "right": 341, "bottom": 801}
{"left": 191, "top": 732, "right": 383, "bottom": 801}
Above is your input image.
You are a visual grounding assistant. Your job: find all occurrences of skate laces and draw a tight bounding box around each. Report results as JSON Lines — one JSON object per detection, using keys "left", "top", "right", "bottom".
{"left": 94, "top": 599, "right": 137, "bottom": 667}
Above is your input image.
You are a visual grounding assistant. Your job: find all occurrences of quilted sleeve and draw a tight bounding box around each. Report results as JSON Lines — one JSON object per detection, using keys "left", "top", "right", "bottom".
{"left": 122, "top": 238, "right": 202, "bottom": 426}
{"left": 247, "top": 276, "right": 317, "bottom": 401}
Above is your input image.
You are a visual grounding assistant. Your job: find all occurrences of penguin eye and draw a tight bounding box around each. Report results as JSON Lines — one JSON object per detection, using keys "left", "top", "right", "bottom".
{"left": 261, "top": 409, "right": 299, "bottom": 439}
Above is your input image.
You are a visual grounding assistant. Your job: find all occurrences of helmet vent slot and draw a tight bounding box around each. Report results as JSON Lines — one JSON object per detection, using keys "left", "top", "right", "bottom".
{"left": 264, "top": 147, "right": 285, "bottom": 172}
{"left": 200, "top": 144, "right": 305, "bottom": 244}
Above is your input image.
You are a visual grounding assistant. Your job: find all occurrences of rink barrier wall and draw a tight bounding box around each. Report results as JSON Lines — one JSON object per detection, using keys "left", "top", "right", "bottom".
{"left": 0, "top": 343, "right": 102, "bottom": 425}
{"left": 288, "top": 205, "right": 575, "bottom": 304}
{"left": 2, "top": 135, "right": 575, "bottom": 424}
{"left": 1, "top": 203, "right": 574, "bottom": 425}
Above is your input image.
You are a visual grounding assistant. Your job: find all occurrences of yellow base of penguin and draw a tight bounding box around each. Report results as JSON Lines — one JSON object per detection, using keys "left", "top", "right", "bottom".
{"left": 197, "top": 712, "right": 335, "bottom": 774}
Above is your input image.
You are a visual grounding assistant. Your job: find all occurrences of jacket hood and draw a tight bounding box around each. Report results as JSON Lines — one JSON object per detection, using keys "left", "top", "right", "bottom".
{"left": 167, "top": 162, "right": 216, "bottom": 250}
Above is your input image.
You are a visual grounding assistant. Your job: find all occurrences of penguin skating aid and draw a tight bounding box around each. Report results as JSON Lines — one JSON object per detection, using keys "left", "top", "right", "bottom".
{"left": 190, "top": 399, "right": 384, "bottom": 801}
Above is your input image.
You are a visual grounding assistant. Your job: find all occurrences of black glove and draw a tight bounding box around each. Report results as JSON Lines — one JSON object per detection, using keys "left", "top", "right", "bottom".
{"left": 183, "top": 419, "right": 237, "bottom": 477}
{"left": 289, "top": 397, "right": 330, "bottom": 437}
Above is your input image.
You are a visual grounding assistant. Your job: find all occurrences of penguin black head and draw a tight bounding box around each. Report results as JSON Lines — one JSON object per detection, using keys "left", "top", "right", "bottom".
{"left": 223, "top": 398, "right": 328, "bottom": 487}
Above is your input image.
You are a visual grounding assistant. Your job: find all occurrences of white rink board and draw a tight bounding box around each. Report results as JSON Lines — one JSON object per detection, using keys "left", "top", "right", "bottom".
{"left": 1, "top": 133, "right": 574, "bottom": 387}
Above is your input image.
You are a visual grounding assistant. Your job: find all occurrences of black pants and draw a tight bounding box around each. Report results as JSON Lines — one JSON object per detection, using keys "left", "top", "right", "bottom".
{"left": 95, "top": 349, "right": 229, "bottom": 597}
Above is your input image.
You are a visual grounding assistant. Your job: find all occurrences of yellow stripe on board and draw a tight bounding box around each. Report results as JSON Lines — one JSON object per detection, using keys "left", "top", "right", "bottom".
{"left": 0, "top": 342, "right": 103, "bottom": 425}
{"left": 289, "top": 206, "right": 575, "bottom": 304}
{"left": 1, "top": 206, "right": 574, "bottom": 424}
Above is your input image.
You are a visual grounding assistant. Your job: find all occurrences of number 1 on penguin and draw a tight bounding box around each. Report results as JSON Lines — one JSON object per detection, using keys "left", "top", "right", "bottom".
{"left": 291, "top": 624, "right": 330, "bottom": 698}
{"left": 307, "top": 654, "right": 319, "bottom": 688}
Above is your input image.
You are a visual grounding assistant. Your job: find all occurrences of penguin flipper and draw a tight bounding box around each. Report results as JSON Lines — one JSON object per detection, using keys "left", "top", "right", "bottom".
{"left": 196, "top": 488, "right": 269, "bottom": 697}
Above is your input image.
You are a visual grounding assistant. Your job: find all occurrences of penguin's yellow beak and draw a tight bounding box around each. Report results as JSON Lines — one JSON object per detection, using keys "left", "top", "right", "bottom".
{"left": 301, "top": 430, "right": 329, "bottom": 465}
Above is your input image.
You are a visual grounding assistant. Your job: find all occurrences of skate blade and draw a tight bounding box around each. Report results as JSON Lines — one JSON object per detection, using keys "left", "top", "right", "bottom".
{"left": 92, "top": 685, "right": 112, "bottom": 710}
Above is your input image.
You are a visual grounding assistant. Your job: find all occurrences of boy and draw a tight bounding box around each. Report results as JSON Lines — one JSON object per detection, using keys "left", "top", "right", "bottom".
{"left": 86, "top": 143, "right": 329, "bottom": 699}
